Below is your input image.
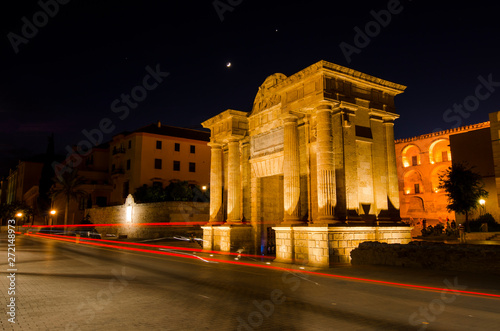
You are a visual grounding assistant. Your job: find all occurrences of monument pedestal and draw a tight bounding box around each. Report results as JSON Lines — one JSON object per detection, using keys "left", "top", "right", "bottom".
{"left": 273, "top": 225, "right": 412, "bottom": 267}
{"left": 202, "top": 224, "right": 254, "bottom": 253}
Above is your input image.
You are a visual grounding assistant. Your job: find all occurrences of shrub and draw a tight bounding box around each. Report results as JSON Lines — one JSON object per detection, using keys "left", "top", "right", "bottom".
{"left": 470, "top": 213, "right": 500, "bottom": 232}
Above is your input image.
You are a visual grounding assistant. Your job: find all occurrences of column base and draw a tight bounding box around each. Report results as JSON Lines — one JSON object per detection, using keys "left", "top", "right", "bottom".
{"left": 312, "top": 217, "right": 344, "bottom": 225}
{"left": 202, "top": 224, "right": 254, "bottom": 252}
{"left": 226, "top": 219, "right": 243, "bottom": 225}
{"left": 281, "top": 216, "right": 306, "bottom": 225}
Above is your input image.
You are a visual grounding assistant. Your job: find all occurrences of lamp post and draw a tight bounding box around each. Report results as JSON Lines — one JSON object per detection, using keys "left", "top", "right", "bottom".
{"left": 479, "top": 199, "right": 486, "bottom": 217}
{"left": 50, "top": 209, "right": 56, "bottom": 226}
{"left": 15, "top": 212, "right": 23, "bottom": 232}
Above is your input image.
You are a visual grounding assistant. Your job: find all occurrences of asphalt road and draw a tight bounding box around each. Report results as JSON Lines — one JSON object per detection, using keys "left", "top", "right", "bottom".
{"left": 1, "top": 233, "right": 499, "bottom": 331}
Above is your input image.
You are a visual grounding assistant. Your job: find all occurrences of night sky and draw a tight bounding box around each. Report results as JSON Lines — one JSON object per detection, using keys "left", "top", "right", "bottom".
{"left": 1, "top": 1, "right": 499, "bottom": 176}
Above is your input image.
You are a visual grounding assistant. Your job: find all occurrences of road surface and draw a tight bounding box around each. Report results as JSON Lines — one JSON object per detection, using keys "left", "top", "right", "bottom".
{"left": 1, "top": 233, "right": 499, "bottom": 330}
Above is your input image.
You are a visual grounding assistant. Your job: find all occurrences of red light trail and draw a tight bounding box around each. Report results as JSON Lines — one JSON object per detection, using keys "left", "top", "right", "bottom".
{"left": 24, "top": 233, "right": 500, "bottom": 299}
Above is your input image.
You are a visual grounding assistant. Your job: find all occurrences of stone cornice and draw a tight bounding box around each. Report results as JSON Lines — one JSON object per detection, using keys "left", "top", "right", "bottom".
{"left": 395, "top": 121, "right": 491, "bottom": 144}
{"left": 202, "top": 109, "right": 248, "bottom": 129}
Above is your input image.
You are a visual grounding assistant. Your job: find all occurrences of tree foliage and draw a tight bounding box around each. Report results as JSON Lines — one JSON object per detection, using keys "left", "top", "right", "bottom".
{"left": 439, "top": 163, "right": 488, "bottom": 230}
{"left": 0, "top": 202, "right": 33, "bottom": 223}
{"left": 133, "top": 181, "right": 207, "bottom": 203}
{"left": 51, "top": 169, "right": 87, "bottom": 228}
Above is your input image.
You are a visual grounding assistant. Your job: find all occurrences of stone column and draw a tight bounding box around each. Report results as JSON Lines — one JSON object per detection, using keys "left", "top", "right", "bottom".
{"left": 384, "top": 119, "right": 400, "bottom": 212}
{"left": 283, "top": 115, "right": 301, "bottom": 223}
{"left": 208, "top": 143, "right": 223, "bottom": 223}
{"left": 227, "top": 138, "right": 241, "bottom": 223}
{"left": 315, "top": 104, "right": 338, "bottom": 222}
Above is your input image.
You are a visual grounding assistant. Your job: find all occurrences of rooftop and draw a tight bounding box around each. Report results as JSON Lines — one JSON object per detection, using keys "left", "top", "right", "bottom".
{"left": 119, "top": 122, "right": 210, "bottom": 142}
{"left": 395, "top": 122, "right": 490, "bottom": 144}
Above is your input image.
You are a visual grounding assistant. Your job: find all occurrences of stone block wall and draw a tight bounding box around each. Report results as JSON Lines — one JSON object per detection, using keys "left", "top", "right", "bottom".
{"left": 203, "top": 225, "right": 254, "bottom": 253}
{"left": 464, "top": 232, "right": 500, "bottom": 241}
{"left": 351, "top": 241, "right": 500, "bottom": 274}
{"left": 273, "top": 225, "right": 413, "bottom": 267}
{"left": 86, "top": 201, "right": 209, "bottom": 239}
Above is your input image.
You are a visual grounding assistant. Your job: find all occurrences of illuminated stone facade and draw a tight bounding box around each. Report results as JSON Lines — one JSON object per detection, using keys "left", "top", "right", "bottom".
{"left": 395, "top": 122, "right": 491, "bottom": 231}
{"left": 202, "top": 60, "right": 412, "bottom": 266}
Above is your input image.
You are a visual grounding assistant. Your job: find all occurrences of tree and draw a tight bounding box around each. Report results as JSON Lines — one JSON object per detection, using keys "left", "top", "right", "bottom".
{"left": 439, "top": 163, "right": 488, "bottom": 232}
{"left": 133, "top": 181, "right": 199, "bottom": 203}
{"left": 165, "top": 181, "right": 194, "bottom": 201}
{"left": 0, "top": 202, "right": 33, "bottom": 226}
{"left": 50, "top": 169, "right": 87, "bottom": 233}
{"left": 133, "top": 184, "right": 167, "bottom": 203}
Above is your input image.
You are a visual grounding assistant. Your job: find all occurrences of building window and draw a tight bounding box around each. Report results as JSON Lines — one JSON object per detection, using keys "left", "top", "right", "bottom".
{"left": 173, "top": 161, "right": 180, "bottom": 171}
{"left": 123, "top": 181, "right": 129, "bottom": 198}
{"left": 442, "top": 151, "right": 448, "bottom": 162}
{"left": 414, "top": 183, "right": 420, "bottom": 194}
{"left": 85, "top": 155, "right": 94, "bottom": 166}
{"left": 156, "top": 140, "right": 162, "bottom": 149}
{"left": 174, "top": 143, "right": 180, "bottom": 152}
{"left": 155, "top": 159, "right": 162, "bottom": 169}
{"left": 126, "top": 159, "right": 131, "bottom": 170}
{"left": 190, "top": 145, "right": 195, "bottom": 153}
{"left": 128, "top": 140, "right": 132, "bottom": 149}
{"left": 411, "top": 155, "right": 418, "bottom": 166}
{"left": 189, "top": 162, "right": 196, "bottom": 172}
{"left": 111, "top": 164, "right": 115, "bottom": 172}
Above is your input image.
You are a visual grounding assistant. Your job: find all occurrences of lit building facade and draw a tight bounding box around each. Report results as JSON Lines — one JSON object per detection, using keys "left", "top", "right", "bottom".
{"left": 6, "top": 160, "right": 43, "bottom": 205}
{"left": 108, "top": 122, "right": 211, "bottom": 204}
{"left": 395, "top": 122, "right": 491, "bottom": 225}
{"left": 202, "top": 60, "right": 412, "bottom": 266}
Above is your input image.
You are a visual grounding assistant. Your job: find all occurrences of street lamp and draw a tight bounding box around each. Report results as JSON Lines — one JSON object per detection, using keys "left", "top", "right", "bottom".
{"left": 15, "top": 212, "right": 23, "bottom": 232}
{"left": 479, "top": 199, "right": 486, "bottom": 216}
{"left": 202, "top": 185, "right": 207, "bottom": 191}
{"left": 49, "top": 209, "right": 57, "bottom": 226}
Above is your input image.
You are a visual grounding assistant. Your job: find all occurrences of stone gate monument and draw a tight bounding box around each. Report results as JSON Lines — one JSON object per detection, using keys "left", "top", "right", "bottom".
{"left": 201, "top": 60, "right": 412, "bottom": 267}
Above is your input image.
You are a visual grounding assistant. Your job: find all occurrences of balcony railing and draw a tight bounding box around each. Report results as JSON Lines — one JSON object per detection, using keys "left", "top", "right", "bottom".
{"left": 112, "top": 147, "right": 126, "bottom": 155}
{"left": 111, "top": 168, "right": 124, "bottom": 175}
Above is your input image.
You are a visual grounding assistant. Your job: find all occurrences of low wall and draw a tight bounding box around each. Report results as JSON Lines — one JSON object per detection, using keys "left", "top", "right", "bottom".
{"left": 465, "top": 232, "right": 500, "bottom": 241}
{"left": 87, "top": 201, "right": 209, "bottom": 239}
{"left": 273, "top": 225, "right": 413, "bottom": 267}
{"left": 202, "top": 225, "right": 254, "bottom": 252}
{"left": 351, "top": 241, "right": 500, "bottom": 274}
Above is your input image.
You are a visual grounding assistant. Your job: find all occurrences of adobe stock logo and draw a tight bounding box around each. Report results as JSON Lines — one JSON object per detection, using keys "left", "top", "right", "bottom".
{"left": 52, "top": 64, "right": 169, "bottom": 180}
{"left": 439, "top": 74, "right": 500, "bottom": 130}
{"left": 7, "top": 0, "right": 71, "bottom": 54}
{"left": 212, "top": 0, "right": 243, "bottom": 22}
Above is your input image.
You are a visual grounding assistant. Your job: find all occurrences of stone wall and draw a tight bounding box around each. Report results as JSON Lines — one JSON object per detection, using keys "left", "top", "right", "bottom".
{"left": 202, "top": 225, "right": 254, "bottom": 253}
{"left": 464, "top": 232, "right": 500, "bottom": 241}
{"left": 87, "top": 201, "right": 209, "bottom": 239}
{"left": 273, "top": 225, "right": 413, "bottom": 267}
{"left": 351, "top": 241, "right": 500, "bottom": 274}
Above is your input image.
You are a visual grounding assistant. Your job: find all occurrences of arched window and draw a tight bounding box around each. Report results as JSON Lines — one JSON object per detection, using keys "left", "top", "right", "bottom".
{"left": 402, "top": 144, "right": 421, "bottom": 167}
{"left": 429, "top": 139, "right": 451, "bottom": 164}
{"left": 404, "top": 170, "right": 424, "bottom": 195}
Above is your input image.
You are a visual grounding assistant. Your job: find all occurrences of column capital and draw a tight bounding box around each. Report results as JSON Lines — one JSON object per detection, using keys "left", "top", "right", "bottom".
{"left": 225, "top": 136, "right": 242, "bottom": 144}
{"left": 315, "top": 101, "right": 340, "bottom": 112}
{"left": 382, "top": 118, "right": 395, "bottom": 126}
{"left": 282, "top": 113, "right": 299, "bottom": 124}
{"left": 208, "top": 142, "right": 223, "bottom": 149}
